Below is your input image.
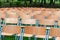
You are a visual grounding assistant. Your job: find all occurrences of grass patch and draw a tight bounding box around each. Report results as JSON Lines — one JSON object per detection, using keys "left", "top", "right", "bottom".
{"left": 1, "top": 36, "right": 53, "bottom": 40}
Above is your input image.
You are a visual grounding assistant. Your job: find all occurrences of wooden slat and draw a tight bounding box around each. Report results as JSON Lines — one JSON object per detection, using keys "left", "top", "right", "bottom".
{"left": 50, "top": 28, "right": 60, "bottom": 37}
{"left": 2, "top": 26, "right": 20, "bottom": 35}
{"left": 24, "top": 26, "right": 34, "bottom": 34}
{"left": 17, "top": 26, "right": 34, "bottom": 37}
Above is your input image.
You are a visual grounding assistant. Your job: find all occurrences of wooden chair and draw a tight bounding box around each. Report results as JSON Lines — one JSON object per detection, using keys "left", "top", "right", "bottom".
{"left": 17, "top": 26, "right": 34, "bottom": 40}
{"left": 2, "top": 26, "right": 20, "bottom": 40}
{"left": 4, "top": 10, "right": 19, "bottom": 25}
{"left": 2, "top": 26, "right": 20, "bottom": 36}
{"left": 33, "top": 27, "right": 52, "bottom": 40}
{"left": 50, "top": 28, "right": 60, "bottom": 40}
{"left": 2, "top": 10, "right": 20, "bottom": 40}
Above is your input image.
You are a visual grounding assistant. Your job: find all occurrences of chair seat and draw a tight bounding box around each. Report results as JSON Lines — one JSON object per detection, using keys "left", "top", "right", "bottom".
{"left": 5, "top": 18, "right": 18, "bottom": 23}
{"left": 56, "top": 37, "right": 60, "bottom": 40}
{"left": 24, "top": 33, "right": 33, "bottom": 37}
{"left": 35, "top": 35, "right": 52, "bottom": 38}
{"left": 2, "top": 32, "right": 15, "bottom": 36}
{"left": 17, "top": 33, "right": 33, "bottom": 37}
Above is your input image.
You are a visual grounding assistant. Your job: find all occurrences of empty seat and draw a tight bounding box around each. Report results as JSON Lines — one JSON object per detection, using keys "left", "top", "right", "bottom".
{"left": 33, "top": 27, "right": 52, "bottom": 39}
{"left": 5, "top": 18, "right": 18, "bottom": 24}
{"left": 50, "top": 28, "right": 60, "bottom": 40}
{"left": 22, "top": 19, "right": 36, "bottom": 24}
{"left": 17, "top": 26, "right": 34, "bottom": 40}
{"left": 39, "top": 19, "right": 55, "bottom": 25}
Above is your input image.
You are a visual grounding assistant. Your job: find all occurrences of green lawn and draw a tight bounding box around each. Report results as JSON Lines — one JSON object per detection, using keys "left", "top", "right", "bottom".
{"left": 1, "top": 36, "right": 53, "bottom": 40}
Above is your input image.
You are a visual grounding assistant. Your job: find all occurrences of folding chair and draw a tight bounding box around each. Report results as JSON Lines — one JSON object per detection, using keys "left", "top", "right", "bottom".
{"left": 50, "top": 28, "right": 60, "bottom": 40}
{"left": 5, "top": 10, "right": 20, "bottom": 25}
{"left": 1, "top": 10, "right": 20, "bottom": 40}
{"left": 17, "top": 19, "right": 37, "bottom": 40}
{"left": 33, "top": 27, "right": 52, "bottom": 40}
{"left": 17, "top": 26, "right": 35, "bottom": 40}
{"left": 2, "top": 26, "right": 20, "bottom": 40}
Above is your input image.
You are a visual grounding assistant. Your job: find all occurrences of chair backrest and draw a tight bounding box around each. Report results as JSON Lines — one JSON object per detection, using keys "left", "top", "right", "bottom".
{"left": 25, "top": 27, "right": 46, "bottom": 35}
{"left": 19, "top": 12, "right": 31, "bottom": 20}
{"left": 2, "top": 26, "right": 21, "bottom": 34}
{"left": 53, "top": 11, "right": 60, "bottom": 17}
{"left": 35, "top": 27, "right": 46, "bottom": 35}
{"left": 24, "top": 26, "right": 35, "bottom": 34}
{"left": 50, "top": 28, "right": 60, "bottom": 37}
{"left": 5, "top": 10, "right": 18, "bottom": 18}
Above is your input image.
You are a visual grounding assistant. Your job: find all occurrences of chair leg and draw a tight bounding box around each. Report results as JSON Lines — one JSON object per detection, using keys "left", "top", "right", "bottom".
{"left": 19, "top": 27, "right": 24, "bottom": 40}
{"left": 34, "top": 36, "right": 37, "bottom": 40}
{"left": 19, "top": 35, "right": 23, "bottom": 40}
{"left": 34, "top": 37, "right": 37, "bottom": 40}
{"left": 53, "top": 36, "right": 56, "bottom": 40}
{"left": 28, "top": 37, "right": 31, "bottom": 40}
{"left": 15, "top": 34, "right": 17, "bottom": 40}
{"left": 16, "top": 36, "right": 19, "bottom": 40}
{"left": 2, "top": 36, "right": 4, "bottom": 40}
{"left": 43, "top": 38, "right": 45, "bottom": 40}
